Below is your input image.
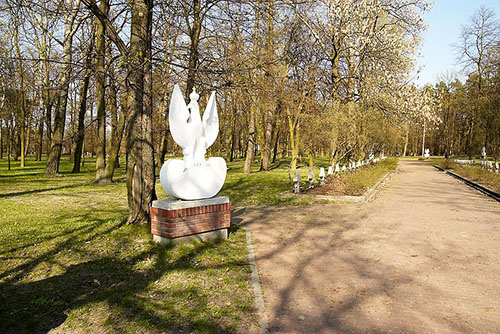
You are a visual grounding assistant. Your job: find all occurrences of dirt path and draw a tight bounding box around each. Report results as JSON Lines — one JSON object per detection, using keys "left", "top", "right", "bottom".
{"left": 239, "top": 160, "right": 500, "bottom": 334}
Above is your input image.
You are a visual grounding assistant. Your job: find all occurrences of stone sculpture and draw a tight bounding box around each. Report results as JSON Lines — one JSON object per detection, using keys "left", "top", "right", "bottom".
{"left": 159, "top": 84, "right": 227, "bottom": 200}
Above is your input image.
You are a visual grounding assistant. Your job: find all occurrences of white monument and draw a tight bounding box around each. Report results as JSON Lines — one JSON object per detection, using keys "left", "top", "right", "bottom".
{"left": 424, "top": 148, "right": 430, "bottom": 159}
{"left": 293, "top": 168, "right": 301, "bottom": 193}
{"left": 319, "top": 167, "right": 326, "bottom": 185}
{"left": 159, "top": 85, "right": 227, "bottom": 200}
{"left": 482, "top": 146, "right": 487, "bottom": 159}
{"left": 328, "top": 166, "right": 333, "bottom": 176}
{"left": 151, "top": 84, "right": 230, "bottom": 245}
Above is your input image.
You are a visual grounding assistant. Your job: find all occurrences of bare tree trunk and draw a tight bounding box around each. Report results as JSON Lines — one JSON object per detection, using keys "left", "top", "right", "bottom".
{"left": 287, "top": 107, "right": 299, "bottom": 171}
{"left": 157, "top": 93, "right": 168, "bottom": 166}
{"left": 46, "top": 0, "right": 80, "bottom": 174}
{"left": 421, "top": 118, "right": 426, "bottom": 157}
{"left": 7, "top": 121, "right": 11, "bottom": 171}
{"left": 126, "top": 0, "right": 155, "bottom": 224}
{"left": 243, "top": 1, "right": 260, "bottom": 174}
{"left": 229, "top": 96, "right": 238, "bottom": 162}
{"left": 260, "top": 0, "right": 275, "bottom": 171}
{"left": 72, "top": 34, "right": 93, "bottom": 173}
{"left": 185, "top": 0, "right": 201, "bottom": 96}
{"left": 0, "top": 123, "right": 3, "bottom": 159}
{"left": 272, "top": 124, "right": 279, "bottom": 163}
{"left": 104, "top": 80, "right": 126, "bottom": 182}
{"left": 13, "top": 21, "right": 25, "bottom": 168}
{"left": 95, "top": 0, "right": 108, "bottom": 183}
{"left": 403, "top": 123, "right": 409, "bottom": 157}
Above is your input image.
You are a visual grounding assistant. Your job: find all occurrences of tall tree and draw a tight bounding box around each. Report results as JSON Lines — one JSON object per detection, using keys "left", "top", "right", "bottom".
{"left": 83, "top": 0, "right": 155, "bottom": 224}
{"left": 46, "top": 0, "right": 82, "bottom": 174}
{"left": 455, "top": 6, "right": 500, "bottom": 156}
{"left": 72, "top": 27, "right": 95, "bottom": 173}
{"left": 95, "top": 0, "right": 108, "bottom": 183}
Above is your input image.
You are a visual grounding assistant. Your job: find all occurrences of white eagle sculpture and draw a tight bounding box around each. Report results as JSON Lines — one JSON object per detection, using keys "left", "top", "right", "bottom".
{"left": 159, "top": 84, "right": 227, "bottom": 200}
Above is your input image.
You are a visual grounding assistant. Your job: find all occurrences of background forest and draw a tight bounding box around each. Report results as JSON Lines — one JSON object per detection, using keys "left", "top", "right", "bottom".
{"left": 0, "top": 0, "right": 499, "bottom": 222}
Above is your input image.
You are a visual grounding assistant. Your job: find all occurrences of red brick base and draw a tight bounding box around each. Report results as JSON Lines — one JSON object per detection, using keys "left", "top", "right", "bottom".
{"left": 150, "top": 202, "right": 231, "bottom": 240}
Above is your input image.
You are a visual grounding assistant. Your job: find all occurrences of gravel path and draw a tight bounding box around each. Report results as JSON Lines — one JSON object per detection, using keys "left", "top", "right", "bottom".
{"left": 239, "top": 160, "right": 500, "bottom": 334}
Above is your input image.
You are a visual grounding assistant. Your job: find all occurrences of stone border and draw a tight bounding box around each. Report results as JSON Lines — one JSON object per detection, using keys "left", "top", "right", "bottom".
{"left": 243, "top": 226, "right": 268, "bottom": 334}
{"left": 281, "top": 170, "right": 394, "bottom": 203}
{"left": 433, "top": 165, "right": 500, "bottom": 202}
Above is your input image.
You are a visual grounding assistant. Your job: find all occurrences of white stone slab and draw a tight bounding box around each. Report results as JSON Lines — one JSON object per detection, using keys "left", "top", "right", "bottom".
{"left": 152, "top": 196, "right": 229, "bottom": 210}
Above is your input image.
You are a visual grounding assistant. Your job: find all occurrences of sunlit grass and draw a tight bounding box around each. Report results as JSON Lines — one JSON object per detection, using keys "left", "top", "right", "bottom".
{"left": 0, "top": 156, "right": 256, "bottom": 334}
{"left": 340, "top": 158, "right": 398, "bottom": 195}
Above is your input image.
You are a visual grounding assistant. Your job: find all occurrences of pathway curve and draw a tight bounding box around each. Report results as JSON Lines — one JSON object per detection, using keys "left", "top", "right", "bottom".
{"left": 239, "top": 160, "right": 500, "bottom": 334}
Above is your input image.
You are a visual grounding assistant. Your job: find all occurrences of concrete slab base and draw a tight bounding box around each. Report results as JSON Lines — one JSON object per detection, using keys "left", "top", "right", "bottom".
{"left": 153, "top": 228, "right": 228, "bottom": 245}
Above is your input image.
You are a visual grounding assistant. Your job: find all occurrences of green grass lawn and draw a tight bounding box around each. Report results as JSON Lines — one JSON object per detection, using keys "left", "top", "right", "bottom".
{"left": 0, "top": 157, "right": 256, "bottom": 334}
{"left": 431, "top": 157, "right": 500, "bottom": 193}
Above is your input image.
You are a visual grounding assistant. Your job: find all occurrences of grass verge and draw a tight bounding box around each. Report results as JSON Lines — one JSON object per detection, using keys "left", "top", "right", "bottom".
{"left": 431, "top": 158, "right": 500, "bottom": 193}
{"left": 339, "top": 158, "right": 398, "bottom": 195}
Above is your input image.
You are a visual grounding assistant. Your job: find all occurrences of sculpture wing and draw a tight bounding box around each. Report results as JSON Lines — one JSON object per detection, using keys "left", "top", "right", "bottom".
{"left": 202, "top": 91, "right": 219, "bottom": 148}
{"left": 169, "top": 84, "right": 192, "bottom": 149}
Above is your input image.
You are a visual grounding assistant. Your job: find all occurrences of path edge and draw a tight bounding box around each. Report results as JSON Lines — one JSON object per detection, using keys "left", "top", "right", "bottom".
{"left": 244, "top": 226, "right": 268, "bottom": 334}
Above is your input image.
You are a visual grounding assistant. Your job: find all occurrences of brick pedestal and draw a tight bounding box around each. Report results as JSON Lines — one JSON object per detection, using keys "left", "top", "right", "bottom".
{"left": 150, "top": 196, "right": 231, "bottom": 244}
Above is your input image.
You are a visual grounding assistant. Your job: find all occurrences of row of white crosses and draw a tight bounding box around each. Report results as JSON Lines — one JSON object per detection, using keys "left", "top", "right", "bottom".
{"left": 480, "top": 160, "right": 500, "bottom": 173}
{"left": 293, "top": 155, "right": 386, "bottom": 193}
{"left": 453, "top": 159, "right": 476, "bottom": 166}
{"left": 453, "top": 159, "right": 499, "bottom": 173}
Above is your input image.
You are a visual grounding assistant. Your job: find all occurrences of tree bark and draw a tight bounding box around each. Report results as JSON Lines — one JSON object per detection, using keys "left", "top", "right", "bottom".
{"left": 13, "top": 20, "right": 25, "bottom": 168}
{"left": 46, "top": 0, "right": 80, "bottom": 174}
{"left": 403, "top": 123, "right": 409, "bottom": 157}
{"left": 243, "top": 1, "right": 260, "bottom": 174}
{"left": 72, "top": 31, "right": 94, "bottom": 173}
{"left": 157, "top": 95, "right": 169, "bottom": 166}
{"left": 125, "top": 0, "right": 155, "bottom": 224}
{"left": 7, "top": 120, "right": 11, "bottom": 171}
{"left": 0, "top": 123, "right": 3, "bottom": 159}
{"left": 37, "top": 114, "right": 43, "bottom": 161}
{"left": 260, "top": 0, "right": 275, "bottom": 171}
{"left": 185, "top": 0, "right": 202, "bottom": 96}
{"left": 104, "top": 86, "right": 126, "bottom": 181}
{"left": 95, "top": 0, "right": 108, "bottom": 183}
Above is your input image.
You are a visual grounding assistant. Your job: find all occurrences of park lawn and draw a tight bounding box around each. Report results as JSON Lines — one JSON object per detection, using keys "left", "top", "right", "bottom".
{"left": 432, "top": 158, "right": 500, "bottom": 193}
{"left": 0, "top": 157, "right": 257, "bottom": 334}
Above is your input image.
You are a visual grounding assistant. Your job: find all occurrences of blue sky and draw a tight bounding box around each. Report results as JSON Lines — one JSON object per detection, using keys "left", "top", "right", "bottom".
{"left": 415, "top": 0, "right": 500, "bottom": 86}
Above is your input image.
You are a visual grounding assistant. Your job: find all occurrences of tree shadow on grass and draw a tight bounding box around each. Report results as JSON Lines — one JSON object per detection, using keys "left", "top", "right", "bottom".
{"left": 0, "top": 225, "right": 244, "bottom": 334}
{"left": 0, "top": 181, "right": 95, "bottom": 199}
